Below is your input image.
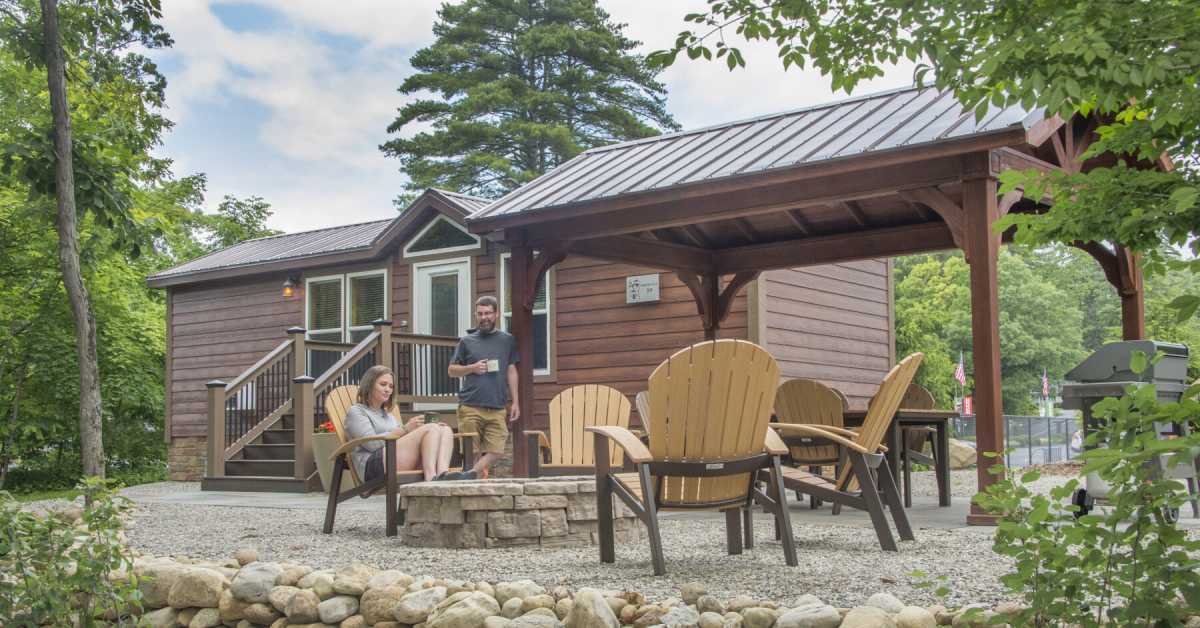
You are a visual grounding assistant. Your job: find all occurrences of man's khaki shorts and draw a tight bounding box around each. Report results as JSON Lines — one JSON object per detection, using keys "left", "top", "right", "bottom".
{"left": 457, "top": 405, "right": 509, "bottom": 454}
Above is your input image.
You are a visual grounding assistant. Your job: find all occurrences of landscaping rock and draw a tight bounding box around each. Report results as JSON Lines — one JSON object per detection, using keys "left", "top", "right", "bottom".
{"left": 740, "top": 607, "right": 779, "bottom": 628}
{"left": 486, "top": 617, "right": 514, "bottom": 628}
{"left": 231, "top": 562, "right": 282, "bottom": 603}
{"left": 267, "top": 585, "right": 299, "bottom": 613}
{"left": 276, "top": 564, "right": 312, "bottom": 587}
{"left": 564, "top": 590, "right": 620, "bottom": 628}
{"left": 241, "top": 602, "right": 281, "bottom": 625}
{"left": 496, "top": 580, "right": 546, "bottom": 605}
{"left": 841, "top": 606, "right": 896, "bottom": 628}
{"left": 318, "top": 594, "right": 359, "bottom": 624}
{"left": 697, "top": 596, "right": 724, "bottom": 615}
{"left": 360, "top": 585, "right": 408, "bottom": 625}
{"left": 513, "top": 608, "right": 563, "bottom": 628}
{"left": 948, "top": 439, "right": 976, "bottom": 469}
{"left": 523, "top": 594, "right": 557, "bottom": 613}
{"left": 138, "top": 606, "right": 178, "bottom": 628}
{"left": 722, "top": 611, "right": 744, "bottom": 628}
{"left": 774, "top": 604, "right": 841, "bottom": 628}
{"left": 167, "top": 568, "right": 225, "bottom": 609}
{"left": 661, "top": 605, "right": 702, "bottom": 627}
{"left": 284, "top": 589, "right": 322, "bottom": 623}
{"left": 189, "top": 607, "right": 222, "bottom": 628}
{"left": 297, "top": 570, "right": 333, "bottom": 589}
{"left": 395, "top": 587, "right": 450, "bottom": 624}
{"left": 341, "top": 616, "right": 367, "bottom": 628}
{"left": 556, "top": 598, "right": 574, "bottom": 620}
{"left": 368, "top": 569, "right": 413, "bottom": 590}
{"left": 233, "top": 549, "right": 258, "bottom": 566}
{"left": 895, "top": 606, "right": 937, "bottom": 628}
{"left": 427, "top": 591, "right": 503, "bottom": 628}
{"left": 680, "top": 582, "right": 707, "bottom": 605}
{"left": 864, "top": 593, "right": 904, "bottom": 614}
{"left": 177, "top": 608, "right": 197, "bottom": 626}
{"left": 138, "top": 561, "right": 184, "bottom": 609}
{"left": 503, "top": 597, "right": 526, "bottom": 618}
{"left": 311, "top": 572, "right": 336, "bottom": 600}
{"left": 727, "top": 596, "right": 757, "bottom": 613}
{"left": 603, "top": 597, "right": 627, "bottom": 617}
{"left": 218, "top": 589, "right": 249, "bottom": 623}
{"left": 699, "top": 612, "right": 725, "bottom": 628}
{"left": 476, "top": 581, "right": 496, "bottom": 598}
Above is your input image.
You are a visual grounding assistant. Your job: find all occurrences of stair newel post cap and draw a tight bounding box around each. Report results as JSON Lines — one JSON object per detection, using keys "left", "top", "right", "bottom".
{"left": 293, "top": 375, "right": 316, "bottom": 384}
{"left": 371, "top": 319, "right": 392, "bottom": 327}
{"left": 286, "top": 326, "right": 307, "bottom": 335}
{"left": 206, "top": 380, "right": 227, "bottom": 389}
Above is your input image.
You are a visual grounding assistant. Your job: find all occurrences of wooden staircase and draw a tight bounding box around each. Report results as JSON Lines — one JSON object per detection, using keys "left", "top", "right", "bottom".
{"left": 201, "top": 412, "right": 314, "bottom": 492}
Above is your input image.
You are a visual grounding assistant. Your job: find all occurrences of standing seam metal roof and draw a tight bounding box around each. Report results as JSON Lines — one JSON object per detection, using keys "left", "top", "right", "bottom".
{"left": 471, "top": 86, "right": 1043, "bottom": 220}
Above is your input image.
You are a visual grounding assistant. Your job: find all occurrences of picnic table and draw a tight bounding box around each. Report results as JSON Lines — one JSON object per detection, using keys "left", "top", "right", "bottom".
{"left": 843, "top": 408, "right": 957, "bottom": 507}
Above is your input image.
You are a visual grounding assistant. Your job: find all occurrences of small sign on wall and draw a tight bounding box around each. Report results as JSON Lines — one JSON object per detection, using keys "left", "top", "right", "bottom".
{"left": 626, "top": 273, "right": 660, "bottom": 304}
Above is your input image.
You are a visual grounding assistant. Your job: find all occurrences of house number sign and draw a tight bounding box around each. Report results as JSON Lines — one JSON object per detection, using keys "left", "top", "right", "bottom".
{"left": 626, "top": 273, "right": 660, "bottom": 304}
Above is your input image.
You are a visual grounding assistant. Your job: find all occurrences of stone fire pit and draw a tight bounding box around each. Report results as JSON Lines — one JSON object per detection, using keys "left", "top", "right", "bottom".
{"left": 399, "top": 476, "right": 642, "bottom": 549}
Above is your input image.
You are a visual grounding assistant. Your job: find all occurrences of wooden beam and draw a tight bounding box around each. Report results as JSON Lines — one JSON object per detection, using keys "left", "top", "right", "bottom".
{"left": 683, "top": 225, "right": 713, "bottom": 248}
{"left": 513, "top": 154, "right": 968, "bottom": 242}
{"left": 992, "top": 146, "right": 1061, "bottom": 177}
{"left": 734, "top": 218, "right": 760, "bottom": 243}
{"left": 838, "top": 201, "right": 870, "bottom": 227}
{"left": 509, "top": 245, "right": 535, "bottom": 477}
{"left": 715, "top": 222, "right": 957, "bottom": 274}
{"left": 783, "top": 209, "right": 814, "bottom": 236}
{"left": 563, "top": 235, "right": 714, "bottom": 273}
{"left": 900, "top": 187, "right": 969, "bottom": 258}
{"left": 901, "top": 198, "right": 936, "bottom": 222}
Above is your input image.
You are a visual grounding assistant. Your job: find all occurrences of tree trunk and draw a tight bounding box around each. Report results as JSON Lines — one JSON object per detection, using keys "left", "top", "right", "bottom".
{"left": 40, "top": 0, "right": 105, "bottom": 479}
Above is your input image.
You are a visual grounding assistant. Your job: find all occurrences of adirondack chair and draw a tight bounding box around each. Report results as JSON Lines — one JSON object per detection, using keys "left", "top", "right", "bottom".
{"left": 771, "top": 353, "right": 924, "bottom": 551}
{"left": 773, "top": 379, "right": 848, "bottom": 508}
{"left": 524, "top": 384, "right": 632, "bottom": 477}
{"left": 321, "top": 385, "right": 475, "bottom": 537}
{"left": 895, "top": 384, "right": 936, "bottom": 508}
{"left": 587, "top": 339, "right": 797, "bottom": 575}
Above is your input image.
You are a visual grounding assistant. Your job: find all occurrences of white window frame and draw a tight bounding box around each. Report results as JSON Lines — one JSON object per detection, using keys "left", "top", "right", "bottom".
{"left": 346, "top": 268, "right": 390, "bottom": 341}
{"left": 402, "top": 215, "right": 482, "bottom": 259}
{"left": 304, "top": 269, "right": 389, "bottom": 342}
{"left": 305, "top": 273, "right": 346, "bottom": 342}
{"left": 499, "top": 252, "right": 552, "bottom": 376}
{"left": 411, "top": 258, "right": 473, "bottom": 338}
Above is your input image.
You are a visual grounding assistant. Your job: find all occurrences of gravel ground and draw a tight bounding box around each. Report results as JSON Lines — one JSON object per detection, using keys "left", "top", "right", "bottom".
{"left": 30, "top": 462, "right": 1185, "bottom": 611}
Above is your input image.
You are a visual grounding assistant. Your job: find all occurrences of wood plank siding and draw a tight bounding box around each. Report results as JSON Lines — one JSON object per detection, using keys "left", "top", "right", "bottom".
{"left": 169, "top": 273, "right": 302, "bottom": 437}
{"left": 760, "top": 259, "right": 895, "bottom": 407}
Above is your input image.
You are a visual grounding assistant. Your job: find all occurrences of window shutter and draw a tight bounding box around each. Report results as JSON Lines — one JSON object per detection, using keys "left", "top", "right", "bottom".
{"left": 350, "top": 274, "right": 386, "bottom": 327}
{"left": 309, "top": 279, "right": 342, "bottom": 333}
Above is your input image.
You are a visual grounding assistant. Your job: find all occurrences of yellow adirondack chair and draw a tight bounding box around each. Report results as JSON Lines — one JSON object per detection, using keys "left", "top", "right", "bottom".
{"left": 772, "top": 353, "right": 924, "bottom": 551}
{"left": 773, "top": 379, "right": 848, "bottom": 508}
{"left": 321, "top": 385, "right": 474, "bottom": 537}
{"left": 524, "top": 384, "right": 632, "bottom": 476}
{"left": 587, "top": 340, "right": 797, "bottom": 575}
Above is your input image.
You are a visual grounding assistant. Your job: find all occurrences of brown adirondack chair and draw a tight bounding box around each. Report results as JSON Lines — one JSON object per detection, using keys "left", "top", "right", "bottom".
{"left": 772, "top": 353, "right": 924, "bottom": 551}
{"left": 525, "top": 384, "right": 632, "bottom": 477}
{"left": 321, "top": 385, "right": 474, "bottom": 537}
{"left": 587, "top": 340, "right": 797, "bottom": 575}
{"left": 896, "top": 384, "right": 936, "bottom": 507}
{"left": 773, "top": 379, "right": 848, "bottom": 508}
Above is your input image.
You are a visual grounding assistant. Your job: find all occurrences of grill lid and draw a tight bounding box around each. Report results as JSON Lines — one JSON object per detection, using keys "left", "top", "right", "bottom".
{"left": 1064, "top": 340, "right": 1189, "bottom": 384}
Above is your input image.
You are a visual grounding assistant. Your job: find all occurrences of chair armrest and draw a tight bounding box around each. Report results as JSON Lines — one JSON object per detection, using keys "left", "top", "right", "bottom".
{"left": 771, "top": 424, "right": 871, "bottom": 454}
{"left": 523, "top": 430, "right": 552, "bottom": 450}
{"left": 585, "top": 425, "right": 652, "bottom": 463}
{"left": 332, "top": 433, "right": 401, "bottom": 458}
{"left": 764, "top": 428, "right": 789, "bottom": 456}
{"left": 454, "top": 432, "right": 479, "bottom": 440}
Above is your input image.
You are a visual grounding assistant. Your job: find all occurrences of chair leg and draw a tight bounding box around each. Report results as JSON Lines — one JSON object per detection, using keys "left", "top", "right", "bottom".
{"left": 769, "top": 458, "right": 798, "bottom": 566}
{"left": 323, "top": 457, "right": 345, "bottom": 534}
{"left": 594, "top": 433, "right": 616, "bottom": 564}
{"left": 385, "top": 441, "right": 399, "bottom": 537}
{"left": 742, "top": 506, "right": 753, "bottom": 549}
{"left": 877, "top": 460, "right": 915, "bottom": 541}
{"left": 851, "top": 454, "right": 897, "bottom": 551}
{"left": 638, "top": 465, "right": 667, "bottom": 576}
{"left": 900, "top": 434, "right": 913, "bottom": 508}
{"left": 808, "top": 465, "right": 822, "bottom": 508}
{"left": 725, "top": 509, "right": 743, "bottom": 555}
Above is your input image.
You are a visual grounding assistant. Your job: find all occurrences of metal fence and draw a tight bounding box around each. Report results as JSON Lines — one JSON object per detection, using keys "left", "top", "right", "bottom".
{"left": 951, "top": 415, "right": 1081, "bottom": 467}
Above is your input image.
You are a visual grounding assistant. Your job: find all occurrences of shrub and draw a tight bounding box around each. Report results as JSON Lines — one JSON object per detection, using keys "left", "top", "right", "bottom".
{"left": 974, "top": 353, "right": 1200, "bottom": 626}
{"left": 0, "top": 478, "right": 142, "bottom": 626}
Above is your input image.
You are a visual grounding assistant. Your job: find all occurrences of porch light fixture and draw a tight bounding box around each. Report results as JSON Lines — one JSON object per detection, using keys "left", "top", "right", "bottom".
{"left": 281, "top": 275, "right": 298, "bottom": 298}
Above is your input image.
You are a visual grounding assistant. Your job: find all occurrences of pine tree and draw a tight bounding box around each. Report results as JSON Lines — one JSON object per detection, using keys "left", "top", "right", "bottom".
{"left": 381, "top": 0, "right": 679, "bottom": 200}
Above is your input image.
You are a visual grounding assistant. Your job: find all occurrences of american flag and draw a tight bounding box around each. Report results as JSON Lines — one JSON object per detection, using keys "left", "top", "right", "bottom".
{"left": 1043, "top": 368, "right": 1050, "bottom": 398}
{"left": 954, "top": 352, "right": 967, "bottom": 386}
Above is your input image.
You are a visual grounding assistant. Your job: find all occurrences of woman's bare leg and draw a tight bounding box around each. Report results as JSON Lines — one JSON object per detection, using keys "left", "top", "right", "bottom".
{"left": 392, "top": 428, "right": 427, "bottom": 475}
{"left": 435, "top": 424, "right": 454, "bottom": 474}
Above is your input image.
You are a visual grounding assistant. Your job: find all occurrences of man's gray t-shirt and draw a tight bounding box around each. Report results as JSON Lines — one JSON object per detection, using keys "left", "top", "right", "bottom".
{"left": 451, "top": 329, "right": 519, "bottom": 409}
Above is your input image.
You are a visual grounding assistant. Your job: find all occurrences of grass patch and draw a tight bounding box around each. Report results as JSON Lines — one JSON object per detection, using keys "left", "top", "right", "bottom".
{"left": 11, "top": 488, "right": 82, "bottom": 503}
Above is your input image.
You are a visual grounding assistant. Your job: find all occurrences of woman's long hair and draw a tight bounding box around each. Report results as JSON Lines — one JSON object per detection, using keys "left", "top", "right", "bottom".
{"left": 357, "top": 365, "right": 395, "bottom": 411}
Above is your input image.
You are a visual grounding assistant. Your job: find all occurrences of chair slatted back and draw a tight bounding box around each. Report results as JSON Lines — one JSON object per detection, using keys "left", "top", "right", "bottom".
{"left": 548, "top": 384, "right": 632, "bottom": 466}
{"left": 324, "top": 385, "right": 362, "bottom": 487}
{"left": 635, "top": 391, "right": 651, "bottom": 430}
{"left": 647, "top": 339, "right": 780, "bottom": 507}
{"left": 837, "top": 353, "right": 924, "bottom": 491}
{"left": 774, "top": 379, "right": 846, "bottom": 463}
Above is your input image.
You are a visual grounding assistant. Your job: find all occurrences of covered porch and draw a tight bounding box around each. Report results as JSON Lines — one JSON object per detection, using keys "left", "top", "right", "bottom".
{"left": 466, "top": 87, "right": 1155, "bottom": 522}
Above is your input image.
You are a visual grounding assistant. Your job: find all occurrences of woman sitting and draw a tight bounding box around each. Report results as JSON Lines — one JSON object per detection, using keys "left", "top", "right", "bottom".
{"left": 344, "top": 365, "right": 462, "bottom": 482}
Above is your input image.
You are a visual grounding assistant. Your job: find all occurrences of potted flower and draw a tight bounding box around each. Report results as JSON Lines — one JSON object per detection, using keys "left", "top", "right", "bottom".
{"left": 312, "top": 420, "right": 340, "bottom": 493}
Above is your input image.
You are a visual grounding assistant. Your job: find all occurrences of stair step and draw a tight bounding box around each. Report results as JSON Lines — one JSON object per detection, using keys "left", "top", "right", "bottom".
{"left": 202, "top": 475, "right": 317, "bottom": 493}
{"left": 241, "top": 443, "right": 295, "bottom": 460}
{"left": 225, "top": 459, "right": 294, "bottom": 477}
{"left": 260, "top": 429, "right": 295, "bottom": 445}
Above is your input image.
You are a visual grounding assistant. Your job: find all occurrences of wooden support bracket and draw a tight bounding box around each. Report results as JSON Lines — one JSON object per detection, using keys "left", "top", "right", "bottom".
{"left": 902, "top": 185, "right": 1023, "bottom": 263}
{"left": 678, "top": 270, "right": 760, "bottom": 340}
{"left": 1071, "top": 240, "right": 1145, "bottom": 339}
{"left": 523, "top": 246, "right": 567, "bottom": 311}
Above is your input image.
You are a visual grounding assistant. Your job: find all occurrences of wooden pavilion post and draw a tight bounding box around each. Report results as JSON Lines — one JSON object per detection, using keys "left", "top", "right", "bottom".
{"left": 508, "top": 244, "right": 535, "bottom": 477}
{"left": 962, "top": 170, "right": 1005, "bottom": 525}
{"left": 1071, "top": 242, "right": 1146, "bottom": 340}
{"left": 678, "top": 271, "right": 759, "bottom": 341}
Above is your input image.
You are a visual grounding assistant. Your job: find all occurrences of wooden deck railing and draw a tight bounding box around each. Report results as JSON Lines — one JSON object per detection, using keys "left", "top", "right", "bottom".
{"left": 206, "top": 320, "right": 462, "bottom": 481}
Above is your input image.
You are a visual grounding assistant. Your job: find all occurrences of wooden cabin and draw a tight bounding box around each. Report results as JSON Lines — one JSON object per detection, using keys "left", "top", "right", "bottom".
{"left": 149, "top": 188, "right": 894, "bottom": 491}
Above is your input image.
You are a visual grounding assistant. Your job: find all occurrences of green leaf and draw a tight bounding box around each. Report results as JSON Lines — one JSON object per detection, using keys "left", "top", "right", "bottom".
{"left": 1168, "top": 295, "right": 1200, "bottom": 323}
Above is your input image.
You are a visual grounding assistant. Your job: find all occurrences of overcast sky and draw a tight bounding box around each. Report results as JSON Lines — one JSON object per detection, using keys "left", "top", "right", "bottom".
{"left": 151, "top": 1, "right": 914, "bottom": 233}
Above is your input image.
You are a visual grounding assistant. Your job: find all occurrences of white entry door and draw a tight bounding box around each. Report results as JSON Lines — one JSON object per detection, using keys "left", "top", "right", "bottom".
{"left": 412, "top": 259, "right": 471, "bottom": 409}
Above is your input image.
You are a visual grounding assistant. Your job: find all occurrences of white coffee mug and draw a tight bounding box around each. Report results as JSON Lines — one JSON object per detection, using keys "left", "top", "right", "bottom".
{"left": 486, "top": 359, "right": 499, "bottom": 372}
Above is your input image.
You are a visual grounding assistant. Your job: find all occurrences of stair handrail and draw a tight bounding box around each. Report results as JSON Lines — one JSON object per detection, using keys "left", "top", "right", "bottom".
{"left": 223, "top": 338, "right": 291, "bottom": 398}
{"left": 313, "top": 330, "right": 383, "bottom": 393}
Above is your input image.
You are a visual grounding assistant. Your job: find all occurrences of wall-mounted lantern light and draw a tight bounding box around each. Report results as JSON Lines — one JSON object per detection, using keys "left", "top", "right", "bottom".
{"left": 281, "top": 275, "right": 298, "bottom": 298}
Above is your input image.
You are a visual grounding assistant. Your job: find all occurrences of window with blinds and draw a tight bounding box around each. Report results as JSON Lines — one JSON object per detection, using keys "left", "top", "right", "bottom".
{"left": 305, "top": 270, "right": 388, "bottom": 343}
{"left": 499, "top": 254, "right": 551, "bottom": 375}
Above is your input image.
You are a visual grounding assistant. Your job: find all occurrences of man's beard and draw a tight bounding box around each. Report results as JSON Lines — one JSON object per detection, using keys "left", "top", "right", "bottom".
{"left": 477, "top": 318, "right": 495, "bottom": 333}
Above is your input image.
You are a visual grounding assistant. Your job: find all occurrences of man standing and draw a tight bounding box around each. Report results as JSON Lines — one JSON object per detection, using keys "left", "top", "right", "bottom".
{"left": 447, "top": 296, "right": 520, "bottom": 478}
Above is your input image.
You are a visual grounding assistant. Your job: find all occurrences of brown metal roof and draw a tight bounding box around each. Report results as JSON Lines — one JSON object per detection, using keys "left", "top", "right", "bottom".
{"left": 148, "top": 188, "right": 490, "bottom": 285}
{"left": 470, "top": 86, "right": 1043, "bottom": 221}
